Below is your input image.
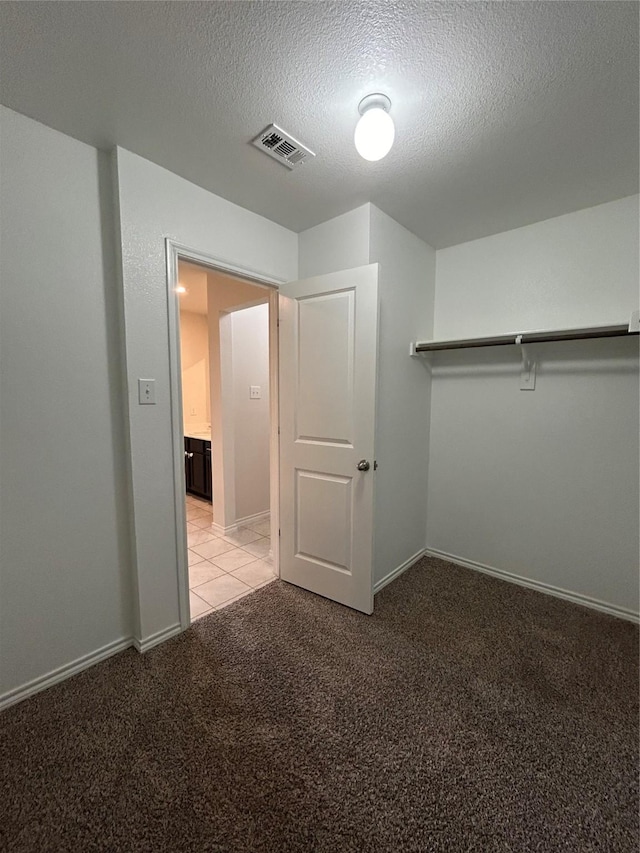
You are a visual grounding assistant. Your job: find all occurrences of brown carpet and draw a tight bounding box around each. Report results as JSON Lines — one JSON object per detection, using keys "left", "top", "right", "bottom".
{"left": 1, "top": 556, "right": 638, "bottom": 852}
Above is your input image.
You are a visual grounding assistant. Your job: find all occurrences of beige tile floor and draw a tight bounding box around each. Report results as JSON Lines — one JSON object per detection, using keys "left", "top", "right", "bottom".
{"left": 185, "top": 494, "right": 275, "bottom": 622}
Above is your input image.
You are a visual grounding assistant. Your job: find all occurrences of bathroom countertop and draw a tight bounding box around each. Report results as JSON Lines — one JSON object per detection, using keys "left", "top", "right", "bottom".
{"left": 185, "top": 430, "right": 211, "bottom": 442}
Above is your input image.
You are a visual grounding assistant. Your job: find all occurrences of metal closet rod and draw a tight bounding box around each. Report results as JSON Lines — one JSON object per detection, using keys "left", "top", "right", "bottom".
{"left": 413, "top": 323, "right": 639, "bottom": 354}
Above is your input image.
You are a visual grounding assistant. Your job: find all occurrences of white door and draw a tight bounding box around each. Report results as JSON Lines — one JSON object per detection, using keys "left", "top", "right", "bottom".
{"left": 278, "top": 264, "right": 379, "bottom": 614}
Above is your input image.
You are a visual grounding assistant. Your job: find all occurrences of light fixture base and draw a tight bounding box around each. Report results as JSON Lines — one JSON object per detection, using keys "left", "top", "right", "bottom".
{"left": 358, "top": 93, "right": 391, "bottom": 116}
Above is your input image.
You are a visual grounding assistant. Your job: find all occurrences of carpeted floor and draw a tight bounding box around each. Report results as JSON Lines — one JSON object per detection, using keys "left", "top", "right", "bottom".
{"left": 1, "top": 556, "right": 638, "bottom": 852}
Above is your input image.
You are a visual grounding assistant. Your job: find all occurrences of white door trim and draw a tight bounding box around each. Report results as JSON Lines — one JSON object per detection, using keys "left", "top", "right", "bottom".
{"left": 165, "top": 240, "right": 283, "bottom": 630}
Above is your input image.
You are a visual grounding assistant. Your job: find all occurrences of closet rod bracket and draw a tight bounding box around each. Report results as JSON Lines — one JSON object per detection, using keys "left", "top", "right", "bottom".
{"left": 516, "top": 335, "right": 536, "bottom": 390}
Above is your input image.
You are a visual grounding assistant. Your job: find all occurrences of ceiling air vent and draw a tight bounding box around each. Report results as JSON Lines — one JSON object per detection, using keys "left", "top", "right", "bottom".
{"left": 251, "top": 124, "right": 315, "bottom": 170}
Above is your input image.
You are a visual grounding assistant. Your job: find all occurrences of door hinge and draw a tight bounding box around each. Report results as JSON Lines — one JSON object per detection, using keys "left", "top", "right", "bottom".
{"left": 278, "top": 529, "right": 281, "bottom": 537}
{"left": 374, "top": 460, "right": 378, "bottom": 470}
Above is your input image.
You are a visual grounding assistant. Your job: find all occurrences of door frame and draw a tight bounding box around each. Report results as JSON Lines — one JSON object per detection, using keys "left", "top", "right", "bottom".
{"left": 165, "top": 239, "right": 283, "bottom": 629}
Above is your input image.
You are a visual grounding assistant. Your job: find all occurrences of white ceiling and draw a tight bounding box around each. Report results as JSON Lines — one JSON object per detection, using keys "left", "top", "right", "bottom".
{"left": 178, "top": 261, "right": 268, "bottom": 315}
{"left": 1, "top": 2, "right": 637, "bottom": 248}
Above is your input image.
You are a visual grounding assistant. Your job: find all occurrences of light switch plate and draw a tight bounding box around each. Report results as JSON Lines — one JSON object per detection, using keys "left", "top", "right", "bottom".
{"left": 250, "top": 385, "right": 261, "bottom": 399}
{"left": 138, "top": 379, "right": 156, "bottom": 405}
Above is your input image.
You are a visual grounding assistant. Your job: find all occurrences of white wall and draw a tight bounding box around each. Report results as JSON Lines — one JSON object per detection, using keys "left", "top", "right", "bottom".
{"left": 298, "top": 204, "right": 437, "bottom": 589}
{"left": 206, "top": 271, "right": 272, "bottom": 528}
{"left": 298, "top": 204, "right": 370, "bottom": 278}
{"left": 427, "top": 196, "right": 640, "bottom": 617}
{"left": 0, "top": 107, "right": 132, "bottom": 706}
{"left": 112, "top": 147, "right": 297, "bottom": 647}
{"left": 434, "top": 196, "right": 640, "bottom": 338}
{"left": 229, "top": 304, "right": 270, "bottom": 521}
{"left": 369, "top": 206, "right": 436, "bottom": 585}
{"left": 2, "top": 103, "right": 635, "bottom": 713}
{"left": 179, "top": 310, "right": 210, "bottom": 431}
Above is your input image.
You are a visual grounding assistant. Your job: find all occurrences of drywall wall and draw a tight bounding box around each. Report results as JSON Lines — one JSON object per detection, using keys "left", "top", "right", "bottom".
{"left": 179, "top": 310, "right": 211, "bottom": 431}
{"left": 427, "top": 196, "right": 640, "bottom": 617}
{"left": 206, "top": 271, "right": 271, "bottom": 528}
{"left": 112, "top": 147, "right": 296, "bottom": 646}
{"left": 368, "top": 206, "right": 436, "bottom": 586}
{"left": 229, "top": 303, "right": 270, "bottom": 522}
{"left": 0, "top": 107, "right": 132, "bottom": 706}
{"left": 298, "top": 204, "right": 370, "bottom": 278}
{"left": 434, "top": 196, "right": 640, "bottom": 338}
{"left": 298, "top": 205, "right": 437, "bottom": 590}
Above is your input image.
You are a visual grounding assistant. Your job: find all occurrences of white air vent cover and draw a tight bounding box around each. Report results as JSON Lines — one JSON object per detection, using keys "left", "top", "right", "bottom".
{"left": 252, "top": 124, "right": 315, "bottom": 170}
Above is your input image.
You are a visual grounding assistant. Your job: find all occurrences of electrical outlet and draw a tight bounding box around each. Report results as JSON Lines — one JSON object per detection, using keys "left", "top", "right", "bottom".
{"left": 250, "top": 385, "right": 261, "bottom": 399}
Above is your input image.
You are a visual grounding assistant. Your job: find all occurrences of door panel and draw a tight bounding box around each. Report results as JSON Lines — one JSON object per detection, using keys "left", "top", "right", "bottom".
{"left": 189, "top": 452, "right": 208, "bottom": 498}
{"left": 279, "top": 264, "right": 379, "bottom": 614}
{"left": 185, "top": 438, "right": 212, "bottom": 501}
{"left": 296, "top": 290, "right": 355, "bottom": 444}
{"left": 296, "top": 469, "right": 352, "bottom": 571}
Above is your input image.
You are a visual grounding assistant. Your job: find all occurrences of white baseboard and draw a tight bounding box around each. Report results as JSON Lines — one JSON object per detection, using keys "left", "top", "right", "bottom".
{"left": 211, "top": 510, "right": 270, "bottom": 537}
{"left": 0, "top": 636, "right": 133, "bottom": 712}
{"left": 133, "top": 622, "right": 183, "bottom": 653}
{"left": 236, "top": 509, "right": 270, "bottom": 527}
{"left": 374, "top": 549, "right": 426, "bottom": 594}
{"left": 425, "top": 547, "right": 640, "bottom": 624}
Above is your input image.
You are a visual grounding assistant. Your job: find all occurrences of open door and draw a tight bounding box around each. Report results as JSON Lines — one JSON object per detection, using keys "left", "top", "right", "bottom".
{"left": 278, "top": 264, "right": 379, "bottom": 614}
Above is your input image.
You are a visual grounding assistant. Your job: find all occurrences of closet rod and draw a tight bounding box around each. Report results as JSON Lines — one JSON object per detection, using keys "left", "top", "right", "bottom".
{"left": 413, "top": 323, "right": 638, "bottom": 354}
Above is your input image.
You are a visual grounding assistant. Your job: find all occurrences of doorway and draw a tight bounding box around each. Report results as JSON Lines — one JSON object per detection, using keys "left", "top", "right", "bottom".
{"left": 169, "top": 251, "right": 280, "bottom": 623}
{"left": 167, "top": 241, "right": 379, "bottom": 630}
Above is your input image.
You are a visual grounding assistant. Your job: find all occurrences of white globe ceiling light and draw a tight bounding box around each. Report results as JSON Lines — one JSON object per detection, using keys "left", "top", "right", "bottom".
{"left": 354, "top": 93, "right": 395, "bottom": 162}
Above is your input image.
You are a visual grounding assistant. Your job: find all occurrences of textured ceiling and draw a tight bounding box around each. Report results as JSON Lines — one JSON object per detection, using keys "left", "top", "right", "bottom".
{"left": 1, "top": 1, "right": 637, "bottom": 248}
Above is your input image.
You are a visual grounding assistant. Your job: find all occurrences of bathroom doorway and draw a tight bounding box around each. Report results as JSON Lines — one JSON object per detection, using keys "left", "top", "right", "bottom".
{"left": 175, "top": 257, "right": 278, "bottom": 621}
